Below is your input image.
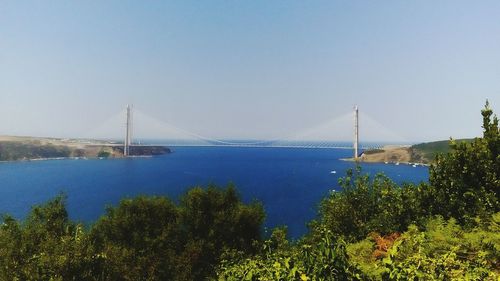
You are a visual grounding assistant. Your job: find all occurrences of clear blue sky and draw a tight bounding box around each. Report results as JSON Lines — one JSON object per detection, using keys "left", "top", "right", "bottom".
{"left": 1, "top": 1, "right": 499, "bottom": 142}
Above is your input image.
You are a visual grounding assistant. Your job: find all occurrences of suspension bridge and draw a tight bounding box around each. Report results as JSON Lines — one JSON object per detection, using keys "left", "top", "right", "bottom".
{"left": 86, "top": 105, "right": 409, "bottom": 159}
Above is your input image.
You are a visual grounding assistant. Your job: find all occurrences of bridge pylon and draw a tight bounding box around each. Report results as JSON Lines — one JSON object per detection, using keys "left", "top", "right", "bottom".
{"left": 124, "top": 105, "right": 133, "bottom": 156}
{"left": 354, "top": 105, "right": 359, "bottom": 160}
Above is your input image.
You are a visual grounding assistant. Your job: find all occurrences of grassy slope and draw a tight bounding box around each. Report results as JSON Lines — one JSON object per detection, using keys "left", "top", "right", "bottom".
{"left": 410, "top": 139, "right": 473, "bottom": 163}
{"left": 0, "top": 142, "right": 72, "bottom": 161}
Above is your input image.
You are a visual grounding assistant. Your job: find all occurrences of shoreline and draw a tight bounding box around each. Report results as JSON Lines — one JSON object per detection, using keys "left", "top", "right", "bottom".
{"left": 341, "top": 143, "right": 435, "bottom": 166}
{"left": 0, "top": 155, "right": 157, "bottom": 164}
{"left": 0, "top": 135, "right": 170, "bottom": 162}
{"left": 339, "top": 157, "right": 430, "bottom": 167}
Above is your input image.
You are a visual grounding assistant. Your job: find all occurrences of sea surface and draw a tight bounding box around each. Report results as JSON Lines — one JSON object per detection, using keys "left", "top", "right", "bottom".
{"left": 0, "top": 146, "right": 428, "bottom": 238}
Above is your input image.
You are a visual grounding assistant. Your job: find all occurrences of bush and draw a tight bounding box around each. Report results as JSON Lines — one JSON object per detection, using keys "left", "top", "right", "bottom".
{"left": 382, "top": 214, "right": 500, "bottom": 280}
{"left": 217, "top": 226, "right": 363, "bottom": 281}
{"left": 425, "top": 101, "right": 499, "bottom": 226}
{"left": 0, "top": 185, "right": 265, "bottom": 281}
{"left": 316, "top": 168, "right": 422, "bottom": 241}
{"left": 0, "top": 195, "right": 96, "bottom": 281}
{"left": 97, "top": 150, "right": 111, "bottom": 158}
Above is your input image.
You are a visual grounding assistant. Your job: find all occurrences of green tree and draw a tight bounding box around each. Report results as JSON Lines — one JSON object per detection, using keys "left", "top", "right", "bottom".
{"left": 218, "top": 226, "right": 362, "bottom": 281}
{"left": 0, "top": 195, "right": 94, "bottom": 281}
{"left": 427, "top": 101, "right": 499, "bottom": 225}
{"left": 178, "top": 185, "right": 265, "bottom": 280}
{"left": 0, "top": 185, "right": 265, "bottom": 281}
{"left": 90, "top": 196, "right": 181, "bottom": 281}
{"left": 316, "top": 168, "right": 421, "bottom": 241}
{"left": 90, "top": 184, "right": 265, "bottom": 281}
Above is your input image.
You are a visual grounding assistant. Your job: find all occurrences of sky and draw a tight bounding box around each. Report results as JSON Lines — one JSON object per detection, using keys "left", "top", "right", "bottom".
{"left": 0, "top": 1, "right": 499, "bottom": 142}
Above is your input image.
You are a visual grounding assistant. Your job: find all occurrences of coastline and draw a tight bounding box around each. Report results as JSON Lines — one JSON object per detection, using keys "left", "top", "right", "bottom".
{"left": 340, "top": 157, "right": 430, "bottom": 167}
{"left": 341, "top": 144, "right": 432, "bottom": 166}
{"left": 0, "top": 135, "right": 170, "bottom": 162}
{"left": 0, "top": 155, "right": 157, "bottom": 164}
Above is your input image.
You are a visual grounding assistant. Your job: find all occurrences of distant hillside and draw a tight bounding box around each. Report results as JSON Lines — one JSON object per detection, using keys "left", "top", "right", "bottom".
{"left": 356, "top": 139, "right": 474, "bottom": 164}
{"left": 0, "top": 142, "right": 73, "bottom": 161}
{"left": 410, "top": 139, "right": 473, "bottom": 163}
{"left": 0, "top": 136, "right": 170, "bottom": 161}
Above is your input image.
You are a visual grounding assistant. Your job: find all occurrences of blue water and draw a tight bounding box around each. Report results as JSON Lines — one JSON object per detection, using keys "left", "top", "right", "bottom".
{"left": 0, "top": 147, "right": 428, "bottom": 238}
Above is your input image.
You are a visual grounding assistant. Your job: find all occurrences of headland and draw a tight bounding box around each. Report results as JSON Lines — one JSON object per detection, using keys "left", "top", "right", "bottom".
{"left": 0, "top": 135, "right": 170, "bottom": 162}
{"left": 345, "top": 139, "right": 473, "bottom": 165}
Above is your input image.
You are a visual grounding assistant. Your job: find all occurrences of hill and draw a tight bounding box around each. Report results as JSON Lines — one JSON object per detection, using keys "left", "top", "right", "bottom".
{"left": 0, "top": 136, "right": 170, "bottom": 161}
{"left": 409, "top": 139, "right": 473, "bottom": 163}
{"left": 357, "top": 139, "right": 473, "bottom": 164}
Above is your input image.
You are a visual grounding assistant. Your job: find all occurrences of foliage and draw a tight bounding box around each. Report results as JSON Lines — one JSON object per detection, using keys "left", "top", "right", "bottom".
{"left": 90, "top": 196, "right": 181, "bottom": 280}
{"left": 382, "top": 214, "right": 500, "bottom": 280}
{"left": 362, "top": 149, "right": 385, "bottom": 155}
{"left": 346, "top": 214, "right": 500, "bottom": 280}
{"left": 370, "top": 232, "right": 400, "bottom": 260}
{"left": 0, "top": 185, "right": 264, "bottom": 281}
{"left": 217, "top": 226, "right": 363, "bottom": 281}
{"left": 0, "top": 195, "right": 96, "bottom": 281}
{"left": 427, "top": 100, "right": 499, "bottom": 226}
{"left": 316, "top": 168, "right": 423, "bottom": 241}
{"left": 177, "top": 185, "right": 265, "bottom": 280}
{"left": 0, "top": 142, "right": 72, "bottom": 161}
{"left": 346, "top": 237, "right": 385, "bottom": 280}
{"left": 318, "top": 102, "right": 499, "bottom": 241}
{"left": 97, "top": 150, "right": 111, "bottom": 158}
{"left": 90, "top": 184, "right": 264, "bottom": 281}
{"left": 294, "top": 101, "right": 500, "bottom": 279}
{"left": 410, "top": 139, "right": 472, "bottom": 163}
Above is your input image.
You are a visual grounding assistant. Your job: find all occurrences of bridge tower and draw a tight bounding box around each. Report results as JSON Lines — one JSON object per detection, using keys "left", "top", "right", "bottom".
{"left": 124, "top": 105, "right": 133, "bottom": 156}
{"left": 354, "top": 105, "right": 359, "bottom": 160}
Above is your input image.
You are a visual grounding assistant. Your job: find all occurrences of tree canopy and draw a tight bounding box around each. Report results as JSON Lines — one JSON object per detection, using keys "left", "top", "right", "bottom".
{"left": 0, "top": 185, "right": 264, "bottom": 281}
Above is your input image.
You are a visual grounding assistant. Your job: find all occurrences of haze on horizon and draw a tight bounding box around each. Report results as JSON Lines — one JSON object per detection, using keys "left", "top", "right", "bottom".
{"left": 0, "top": 1, "right": 499, "bottom": 143}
